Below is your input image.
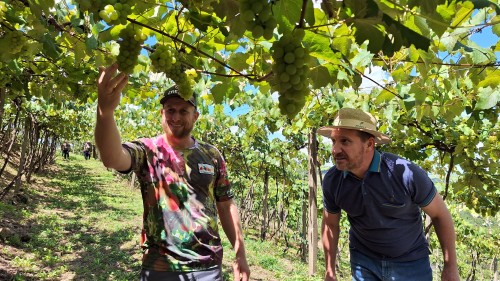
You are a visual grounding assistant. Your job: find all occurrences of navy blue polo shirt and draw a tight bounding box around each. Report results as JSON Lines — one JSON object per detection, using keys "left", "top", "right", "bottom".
{"left": 322, "top": 151, "right": 437, "bottom": 261}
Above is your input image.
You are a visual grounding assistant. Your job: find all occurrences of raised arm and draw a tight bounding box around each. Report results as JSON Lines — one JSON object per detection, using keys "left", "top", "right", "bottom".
{"left": 94, "top": 64, "right": 132, "bottom": 171}
{"left": 421, "top": 193, "right": 460, "bottom": 281}
{"left": 322, "top": 210, "right": 341, "bottom": 281}
{"left": 216, "top": 199, "right": 250, "bottom": 281}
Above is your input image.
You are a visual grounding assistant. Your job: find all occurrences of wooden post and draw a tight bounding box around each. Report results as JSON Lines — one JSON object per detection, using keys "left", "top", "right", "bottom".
{"left": 307, "top": 128, "right": 318, "bottom": 275}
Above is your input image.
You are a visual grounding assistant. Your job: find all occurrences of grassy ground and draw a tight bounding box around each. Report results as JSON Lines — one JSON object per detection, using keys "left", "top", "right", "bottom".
{"left": 0, "top": 154, "right": 327, "bottom": 281}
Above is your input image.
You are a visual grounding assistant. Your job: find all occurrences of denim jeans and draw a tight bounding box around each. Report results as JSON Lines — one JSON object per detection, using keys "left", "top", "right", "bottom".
{"left": 350, "top": 249, "right": 432, "bottom": 281}
{"left": 140, "top": 266, "right": 223, "bottom": 281}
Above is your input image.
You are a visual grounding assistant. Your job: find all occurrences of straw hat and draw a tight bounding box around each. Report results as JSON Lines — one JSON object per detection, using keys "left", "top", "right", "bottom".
{"left": 317, "top": 108, "right": 391, "bottom": 144}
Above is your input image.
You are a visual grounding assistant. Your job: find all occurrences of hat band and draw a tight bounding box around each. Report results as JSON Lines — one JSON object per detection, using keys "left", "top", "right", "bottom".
{"left": 333, "top": 118, "right": 377, "bottom": 131}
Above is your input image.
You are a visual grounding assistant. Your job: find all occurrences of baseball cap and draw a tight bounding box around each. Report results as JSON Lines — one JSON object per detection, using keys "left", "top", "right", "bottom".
{"left": 159, "top": 85, "right": 197, "bottom": 108}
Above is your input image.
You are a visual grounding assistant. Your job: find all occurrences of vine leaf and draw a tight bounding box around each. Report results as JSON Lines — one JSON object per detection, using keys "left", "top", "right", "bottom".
{"left": 475, "top": 87, "right": 500, "bottom": 110}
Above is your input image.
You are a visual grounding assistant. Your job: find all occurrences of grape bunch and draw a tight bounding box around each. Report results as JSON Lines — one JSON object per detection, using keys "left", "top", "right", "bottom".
{"left": 270, "top": 29, "right": 311, "bottom": 118}
{"left": 116, "top": 24, "right": 146, "bottom": 74}
{"left": 150, "top": 45, "right": 197, "bottom": 100}
{"left": 239, "top": 0, "right": 276, "bottom": 40}
{"left": 150, "top": 44, "right": 177, "bottom": 73}
{"left": 77, "top": 0, "right": 103, "bottom": 16}
{"left": 165, "top": 64, "right": 197, "bottom": 100}
{"left": 98, "top": 0, "right": 133, "bottom": 25}
{"left": 77, "top": 0, "right": 133, "bottom": 25}
{"left": 0, "top": 29, "right": 26, "bottom": 59}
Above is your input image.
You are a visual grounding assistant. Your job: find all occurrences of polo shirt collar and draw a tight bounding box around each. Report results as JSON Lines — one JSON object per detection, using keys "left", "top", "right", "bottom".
{"left": 342, "top": 150, "right": 381, "bottom": 178}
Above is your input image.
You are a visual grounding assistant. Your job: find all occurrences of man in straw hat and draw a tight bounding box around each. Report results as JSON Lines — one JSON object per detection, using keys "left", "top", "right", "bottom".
{"left": 318, "top": 108, "right": 459, "bottom": 281}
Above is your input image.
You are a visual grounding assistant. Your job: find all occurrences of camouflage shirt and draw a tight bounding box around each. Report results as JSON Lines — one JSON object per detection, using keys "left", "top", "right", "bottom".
{"left": 122, "top": 135, "right": 233, "bottom": 271}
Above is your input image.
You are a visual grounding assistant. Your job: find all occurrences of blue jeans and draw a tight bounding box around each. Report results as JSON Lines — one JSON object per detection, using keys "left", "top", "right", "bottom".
{"left": 350, "top": 249, "right": 432, "bottom": 281}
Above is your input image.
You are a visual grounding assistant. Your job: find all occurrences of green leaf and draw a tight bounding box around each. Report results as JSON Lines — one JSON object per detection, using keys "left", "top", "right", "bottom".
{"left": 274, "top": 0, "right": 304, "bottom": 34}
{"left": 382, "top": 14, "right": 431, "bottom": 52}
{"left": 310, "top": 65, "right": 334, "bottom": 89}
{"left": 451, "top": 1, "right": 474, "bottom": 28}
{"left": 475, "top": 87, "right": 500, "bottom": 110}
{"left": 478, "top": 73, "right": 500, "bottom": 88}
{"left": 491, "top": 16, "right": 500, "bottom": 36}
{"left": 211, "top": 83, "right": 228, "bottom": 104}
{"left": 85, "top": 35, "right": 99, "bottom": 50}
{"left": 229, "top": 53, "right": 250, "bottom": 72}
{"left": 350, "top": 48, "right": 373, "bottom": 68}
{"left": 374, "top": 89, "right": 395, "bottom": 104}
{"left": 352, "top": 18, "right": 386, "bottom": 53}
{"left": 41, "top": 33, "right": 61, "bottom": 59}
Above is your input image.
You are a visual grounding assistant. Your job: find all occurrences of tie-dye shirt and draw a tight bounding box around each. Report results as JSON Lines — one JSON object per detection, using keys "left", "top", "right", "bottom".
{"left": 122, "top": 135, "right": 233, "bottom": 272}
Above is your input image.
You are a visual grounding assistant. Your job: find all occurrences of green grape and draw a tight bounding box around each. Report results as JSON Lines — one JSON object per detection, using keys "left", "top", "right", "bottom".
{"left": 150, "top": 44, "right": 176, "bottom": 73}
{"left": 116, "top": 24, "right": 145, "bottom": 74}
{"left": 263, "top": 28, "right": 273, "bottom": 40}
{"left": 271, "top": 28, "right": 312, "bottom": 118}
{"left": 151, "top": 45, "right": 196, "bottom": 99}
{"left": 241, "top": 10, "right": 254, "bottom": 22}
{"left": 252, "top": 25, "right": 264, "bottom": 38}
{"left": 285, "top": 64, "right": 296, "bottom": 75}
{"left": 284, "top": 52, "right": 295, "bottom": 64}
{"left": 251, "top": 2, "right": 263, "bottom": 13}
{"left": 239, "top": 0, "right": 277, "bottom": 39}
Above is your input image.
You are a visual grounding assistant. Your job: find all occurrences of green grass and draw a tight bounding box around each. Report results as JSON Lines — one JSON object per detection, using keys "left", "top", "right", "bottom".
{"left": 1, "top": 154, "right": 333, "bottom": 281}
{"left": 1, "top": 154, "right": 143, "bottom": 280}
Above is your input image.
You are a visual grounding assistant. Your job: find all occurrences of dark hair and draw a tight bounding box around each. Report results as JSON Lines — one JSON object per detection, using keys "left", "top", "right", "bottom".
{"left": 357, "top": 131, "right": 374, "bottom": 142}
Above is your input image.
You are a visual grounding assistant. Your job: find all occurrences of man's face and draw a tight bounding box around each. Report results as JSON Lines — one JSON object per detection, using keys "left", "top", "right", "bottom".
{"left": 330, "top": 128, "right": 371, "bottom": 173}
{"left": 161, "top": 97, "right": 199, "bottom": 139}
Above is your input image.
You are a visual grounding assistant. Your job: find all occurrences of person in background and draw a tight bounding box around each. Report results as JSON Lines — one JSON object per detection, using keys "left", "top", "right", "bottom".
{"left": 61, "top": 141, "right": 70, "bottom": 160}
{"left": 94, "top": 63, "right": 250, "bottom": 281}
{"left": 83, "top": 142, "right": 91, "bottom": 160}
{"left": 318, "top": 108, "right": 459, "bottom": 281}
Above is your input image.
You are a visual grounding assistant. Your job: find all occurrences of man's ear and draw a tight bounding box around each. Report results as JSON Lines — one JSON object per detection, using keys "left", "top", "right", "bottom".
{"left": 367, "top": 137, "right": 375, "bottom": 149}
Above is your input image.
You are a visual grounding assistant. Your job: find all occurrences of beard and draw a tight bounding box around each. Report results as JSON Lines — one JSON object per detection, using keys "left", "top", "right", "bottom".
{"left": 334, "top": 147, "right": 365, "bottom": 172}
{"left": 163, "top": 122, "right": 194, "bottom": 139}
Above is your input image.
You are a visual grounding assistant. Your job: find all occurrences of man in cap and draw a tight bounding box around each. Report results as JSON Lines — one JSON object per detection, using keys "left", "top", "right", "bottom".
{"left": 95, "top": 64, "right": 250, "bottom": 281}
{"left": 318, "top": 108, "right": 459, "bottom": 281}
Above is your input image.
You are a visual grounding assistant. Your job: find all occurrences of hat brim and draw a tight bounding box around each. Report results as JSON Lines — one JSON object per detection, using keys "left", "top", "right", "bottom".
{"left": 160, "top": 94, "right": 196, "bottom": 107}
{"left": 317, "top": 126, "right": 391, "bottom": 145}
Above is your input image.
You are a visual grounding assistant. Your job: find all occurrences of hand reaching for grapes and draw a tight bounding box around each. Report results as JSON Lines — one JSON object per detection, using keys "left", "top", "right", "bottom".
{"left": 97, "top": 63, "right": 129, "bottom": 117}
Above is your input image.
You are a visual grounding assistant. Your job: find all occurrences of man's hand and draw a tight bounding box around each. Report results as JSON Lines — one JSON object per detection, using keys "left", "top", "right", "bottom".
{"left": 97, "top": 63, "right": 128, "bottom": 117}
{"left": 232, "top": 253, "right": 250, "bottom": 281}
{"left": 441, "top": 263, "right": 460, "bottom": 281}
{"left": 324, "top": 270, "right": 338, "bottom": 281}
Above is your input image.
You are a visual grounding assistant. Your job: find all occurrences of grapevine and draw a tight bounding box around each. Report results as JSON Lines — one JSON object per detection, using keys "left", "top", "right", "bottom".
{"left": 150, "top": 44, "right": 197, "bottom": 100}
{"left": 0, "top": 29, "right": 27, "bottom": 61}
{"left": 271, "top": 29, "right": 311, "bottom": 118}
{"left": 239, "top": 0, "right": 276, "bottom": 40}
{"left": 116, "top": 24, "right": 146, "bottom": 74}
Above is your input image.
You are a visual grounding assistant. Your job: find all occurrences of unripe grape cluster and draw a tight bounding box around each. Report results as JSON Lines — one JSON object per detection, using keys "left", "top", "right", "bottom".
{"left": 150, "top": 45, "right": 197, "bottom": 100}
{"left": 239, "top": 0, "right": 276, "bottom": 40}
{"left": 77, "top": 0, "right": 133, "bottom": 25}
{"left": 116, "top": 24, "right": 146, "bottom": 74}
{"left": 98, "top": 0, "right": 133, "bottom": 25}
{"left": 271, "top": 29, "right": 311, "bottom": 118}
{"left": 150, "top": 45, "right": 177, "bottom": 72}
{"left": 0, "top": 29, "right": 26, "bottom": 58}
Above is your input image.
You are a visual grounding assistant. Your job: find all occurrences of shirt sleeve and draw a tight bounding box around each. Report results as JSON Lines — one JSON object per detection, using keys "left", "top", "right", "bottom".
{"left": 399, "top": 159, "right": 437, "bottom": 207}
{"left": 322, "top": 168, "right": 341, "bottom": 214}
{"left": 119, "top": 141, "right": 147, "bottom": 176}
